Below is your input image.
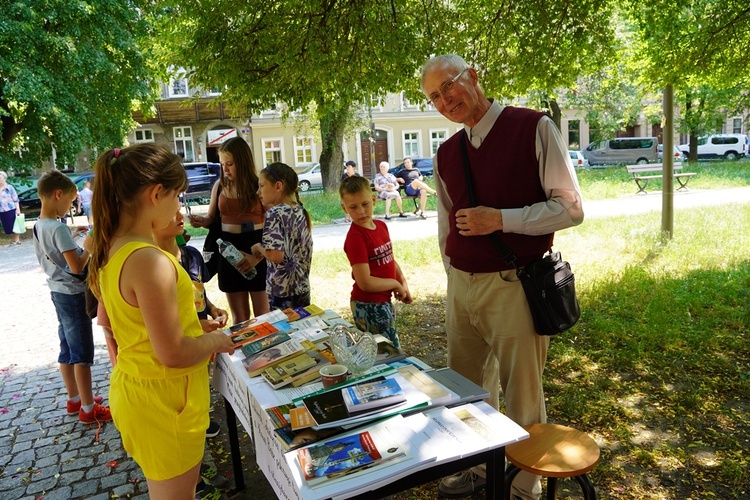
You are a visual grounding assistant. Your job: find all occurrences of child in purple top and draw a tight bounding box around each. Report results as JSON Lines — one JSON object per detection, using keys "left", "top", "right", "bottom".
{"left": 252, "top": 163, "right": 313, "bottom": 310}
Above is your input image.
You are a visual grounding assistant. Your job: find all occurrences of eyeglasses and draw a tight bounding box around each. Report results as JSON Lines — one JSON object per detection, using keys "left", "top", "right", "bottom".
{"left": 428, "top": 68, "right": 468, "bottom": 104}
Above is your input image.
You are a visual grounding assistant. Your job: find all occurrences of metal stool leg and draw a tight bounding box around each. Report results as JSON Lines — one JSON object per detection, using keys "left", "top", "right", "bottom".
{"left": 504, "top": 464, "right": 522, "bottom": 500}
{"left": 546, "top": 477, "right": 558, "bottom": 500}
{"left": 574, "top": 474, "right": 597, "bottom": 500}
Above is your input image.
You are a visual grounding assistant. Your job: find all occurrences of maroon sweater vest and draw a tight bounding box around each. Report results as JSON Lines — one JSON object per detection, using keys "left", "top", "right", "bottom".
{"left": 437, "top": 106, "right": 554, "bottom": 273}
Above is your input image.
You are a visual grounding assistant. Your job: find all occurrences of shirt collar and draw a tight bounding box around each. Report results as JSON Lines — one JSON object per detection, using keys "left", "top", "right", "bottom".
{"left": 463, "top": 99, "right": 503, "bottom": 146}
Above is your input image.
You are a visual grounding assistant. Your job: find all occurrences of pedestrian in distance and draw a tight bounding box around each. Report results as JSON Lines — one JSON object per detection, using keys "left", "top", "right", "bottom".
{"left": 0, "top": 170, "right": 22, "bottom": 245}
{"left": 421, "top": 54, "right": 584, "bottom": 499}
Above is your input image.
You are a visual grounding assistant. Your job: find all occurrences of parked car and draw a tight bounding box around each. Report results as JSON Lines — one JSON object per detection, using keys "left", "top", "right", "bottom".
{"left": 569, "top": 151, "right": 589, "bottom": 168}
{"left": 657, "top": 144, "right": 683, "bottom": 162}
{"left": 678, "top": 134, "right": 747, "bottom": 160}
{"left": 183, "top": 162, "right": 220, "bottom": 202}
{"left": 297, "top": 163, "right": 322, "bottom": 192}
{"left": 388, "top": 157, "right": 434, "bottom": 177}
{"left": 18, "top": 173, "right": 95, "bottom": 219}
{"left": 582, "top": 137, "right": 658, "bottom": 165}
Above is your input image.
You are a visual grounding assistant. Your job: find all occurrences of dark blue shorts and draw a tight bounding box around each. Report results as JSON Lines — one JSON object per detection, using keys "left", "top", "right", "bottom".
{"left": 404, "top": 184, "right": 421, "bottom": 197}
{"left": 50, "top": 291, "right": 94, "bottom": 365}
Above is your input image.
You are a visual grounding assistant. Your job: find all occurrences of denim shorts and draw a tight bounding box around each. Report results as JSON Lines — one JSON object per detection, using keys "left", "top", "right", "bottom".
{"left": 404, "top": 184, "right": 422, "bottom": 197}
{"left": 50, "top": 291, "right": 95, "bottom": 365}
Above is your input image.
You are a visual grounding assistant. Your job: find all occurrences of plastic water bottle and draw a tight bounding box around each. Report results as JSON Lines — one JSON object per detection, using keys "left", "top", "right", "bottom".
{"left": 216, "top": 238, "right": 257, "bottom": 280}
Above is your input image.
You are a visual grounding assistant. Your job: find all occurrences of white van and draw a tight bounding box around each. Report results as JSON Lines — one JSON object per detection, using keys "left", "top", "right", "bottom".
{"left": 678, "top": 134, "right": 747, "bottom": 160}
{"left": 582, "top": 137, "right": 658, "bottom": 165}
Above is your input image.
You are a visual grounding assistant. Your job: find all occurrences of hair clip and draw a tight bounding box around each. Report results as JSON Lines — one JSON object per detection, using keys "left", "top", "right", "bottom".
{"left": 113, "top": 148, "right": 121, "bottom": 158}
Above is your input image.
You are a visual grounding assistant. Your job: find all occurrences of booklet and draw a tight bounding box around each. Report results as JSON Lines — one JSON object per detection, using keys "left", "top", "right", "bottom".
{"left": 341, "top": 378, "right": 406, "bottom": 414}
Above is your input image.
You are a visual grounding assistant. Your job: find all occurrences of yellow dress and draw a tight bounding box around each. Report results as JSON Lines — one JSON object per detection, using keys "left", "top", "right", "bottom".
{"left": 101, "top": 241, "right": 209, "bottom": 481}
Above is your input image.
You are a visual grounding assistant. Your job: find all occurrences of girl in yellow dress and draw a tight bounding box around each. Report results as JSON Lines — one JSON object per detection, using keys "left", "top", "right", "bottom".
{"left": 87, "top": 144, "right": 235, "bottom": 499}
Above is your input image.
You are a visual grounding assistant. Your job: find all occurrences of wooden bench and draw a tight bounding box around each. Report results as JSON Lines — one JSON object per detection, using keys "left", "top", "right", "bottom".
{"left": 626, "top": 162, "right": 697, "bottom": 194}
{"left": 371, "top": 183, "right": 421, "bottom": 213}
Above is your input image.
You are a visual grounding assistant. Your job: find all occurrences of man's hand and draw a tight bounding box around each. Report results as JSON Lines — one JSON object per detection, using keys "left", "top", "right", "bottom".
{"left": 455, "top": 206, "right": 503, "bottom": 236}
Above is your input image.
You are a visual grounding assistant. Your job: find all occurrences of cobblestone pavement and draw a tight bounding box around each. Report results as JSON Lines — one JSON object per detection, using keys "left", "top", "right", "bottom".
{"left": 1, "top": 187, "right": 748, "bottom": 499}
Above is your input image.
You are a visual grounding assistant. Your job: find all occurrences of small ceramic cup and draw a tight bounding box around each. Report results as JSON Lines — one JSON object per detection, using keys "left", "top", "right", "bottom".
{"left": 320, "top": 364, "right": 348, "bottom": 388}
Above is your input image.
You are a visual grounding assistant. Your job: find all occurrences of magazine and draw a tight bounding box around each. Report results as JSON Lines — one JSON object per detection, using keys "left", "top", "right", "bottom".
{"left": 241, "top": 339, "right": 308, "bottom": 377}
{"left": 296, "top": 423, "right": 409, "bottom": 487}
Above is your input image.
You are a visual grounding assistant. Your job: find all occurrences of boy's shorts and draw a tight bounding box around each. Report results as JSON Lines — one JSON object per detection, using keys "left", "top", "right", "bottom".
{"left": 350, "top": 300, "right": 399, "bottom": 347}
{"left": 51, "top": 291, "right": 94, "bottom": 365}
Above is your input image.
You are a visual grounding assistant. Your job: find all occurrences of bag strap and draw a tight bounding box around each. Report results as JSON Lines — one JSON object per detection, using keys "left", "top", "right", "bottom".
{"left": 459, "top": 135, "right": 518, "bottom": 269}
{"left": 33, "top": 223, "right": 87, "bottom": 282}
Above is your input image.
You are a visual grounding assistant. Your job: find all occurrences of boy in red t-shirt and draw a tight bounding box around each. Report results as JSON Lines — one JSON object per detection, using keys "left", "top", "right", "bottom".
{"left": 339, "top": 176, "right": 412, "bottom": 347}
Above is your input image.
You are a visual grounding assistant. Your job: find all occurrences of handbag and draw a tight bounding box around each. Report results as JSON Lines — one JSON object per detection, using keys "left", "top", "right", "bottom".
{"left": 13, "top": 213, "right": 26, "bottom": 234}
{"left": 459, "top": 135, "right": 580, "bottom": 335}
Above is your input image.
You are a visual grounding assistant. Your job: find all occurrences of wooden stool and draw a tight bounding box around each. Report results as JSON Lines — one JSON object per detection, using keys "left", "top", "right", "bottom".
{"left": 505, "top": 423, "right": 600, "bottom": 500}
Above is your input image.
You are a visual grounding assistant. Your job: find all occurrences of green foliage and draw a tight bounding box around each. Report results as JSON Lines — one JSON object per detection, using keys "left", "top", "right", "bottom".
{"left": 152, "top": 0, "right": 452, "bottom": 189}
{"left": 0, "top": 0, "right": 159, "bottom": 174}
{"left": 443, "top": 0, "right": 617, "bottom": 99}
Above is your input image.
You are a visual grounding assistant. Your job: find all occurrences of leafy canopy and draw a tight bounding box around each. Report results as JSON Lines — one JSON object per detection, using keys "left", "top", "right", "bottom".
{"left": 0, "top": 0, "right": 158, "bottom": 174}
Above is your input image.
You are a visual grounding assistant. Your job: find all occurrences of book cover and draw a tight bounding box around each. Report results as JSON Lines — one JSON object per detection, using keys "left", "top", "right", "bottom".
{"left": 229, "top": 321, "right": 279, "bottom": 347}
{"left": 302, "top": 304, "right": 325, "bottom": 316}
{"left": 261, "top": 353, "right": 317, "bottom": 387}
{"left": 265, "top": 403, "right": 297, "bottom": 429}
{"left": 375, "top": 339, "right": 407, "bottom": 364}
{"left": 301, "top": 385, "right": 351, "bottom": 425}
{"left": 296, "top": 427, "right": 408, "bottom": 486}
{"left": 427, "top": 367, "right": 489, "bottom": 405}
{"left": 240, "top": 331, "right": 291, "bottom": 357}
{"left": 241, "top": 338, "right": 306, "bottom": 377}
{"left": 282, "top": 307, "right": 301, "bottom": 322}
{"left": 397, "top": 365, "right": 451, "bottom": 406}
{"left": 274, "top": 424, "right": 344, "bottom": 453}
{"left": 342, "top": 378, "right": 406, "bottom": 414}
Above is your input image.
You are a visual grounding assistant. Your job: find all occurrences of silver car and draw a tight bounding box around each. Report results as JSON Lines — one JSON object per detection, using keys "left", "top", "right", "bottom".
{"left": 569, "top": 150, "right": 589, "bottom": 168}
{"left": 297, "top": 163, "right": 322, "bottom": 192}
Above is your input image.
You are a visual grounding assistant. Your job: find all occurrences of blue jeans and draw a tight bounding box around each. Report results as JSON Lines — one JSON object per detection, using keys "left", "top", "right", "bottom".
{"left": 50, "top": 291, "right": 94, "bottom": 365}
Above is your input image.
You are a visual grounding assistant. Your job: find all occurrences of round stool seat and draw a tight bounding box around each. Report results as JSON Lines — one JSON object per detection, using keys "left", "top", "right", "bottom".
{"left": 506, "top": 423, "right": 600, "bottom": 477}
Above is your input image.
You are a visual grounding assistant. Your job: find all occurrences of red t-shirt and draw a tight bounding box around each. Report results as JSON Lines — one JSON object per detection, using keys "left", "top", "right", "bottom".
{"left": 344, "top": 220, "right": 396, "bottom": 303}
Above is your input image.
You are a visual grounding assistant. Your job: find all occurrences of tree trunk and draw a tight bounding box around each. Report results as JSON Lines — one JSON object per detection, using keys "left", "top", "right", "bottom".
{"left": 318, "top": 98, "right": 350, "bottom": 192}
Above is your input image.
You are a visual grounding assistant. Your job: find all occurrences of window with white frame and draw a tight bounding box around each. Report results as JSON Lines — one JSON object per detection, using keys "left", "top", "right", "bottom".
{"left": 173, "top": 127, "right": 194, "bottom": 161}
{"left": 403, "top": 131, "right": 420, "bottom": 158}
{"left": 294, "top": 136, "right": 315, "bottom": 164}
{"left": 430, "top": 129, "right": 448, "bottom": 155}
{"left": 401, "top": 92, "right": 419, "bottom": 110}
{"left": 168, "top": 68, "right": 189, "bottom": 98}
{"left": 733, "top": 118, "right": 742, "bottom": 134}
{"left": 263, "top": 138, "right": 283, "bottom": 165}
{"left": 134, "top": 129, "right": 154, "bottom": 143}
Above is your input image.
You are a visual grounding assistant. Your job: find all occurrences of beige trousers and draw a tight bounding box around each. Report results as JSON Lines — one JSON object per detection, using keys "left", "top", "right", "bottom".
{"left": 446, "top": 267, "right": 549, "bottom": 500}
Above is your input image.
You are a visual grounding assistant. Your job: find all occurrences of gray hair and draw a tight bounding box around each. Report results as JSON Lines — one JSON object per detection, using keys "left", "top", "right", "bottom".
{"left": 379, "top": 161, "right": 390, "bottom": 169}
{"left": 420, "top": 54, "right": 470, "bottom": 89}
{"left": 0, "top": 171, "right": 7, "bottom": 181}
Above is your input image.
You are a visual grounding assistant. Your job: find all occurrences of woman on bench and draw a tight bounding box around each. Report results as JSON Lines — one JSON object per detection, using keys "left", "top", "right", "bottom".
{"left": 374, "top": 162, "right": 407, "bottom": 220}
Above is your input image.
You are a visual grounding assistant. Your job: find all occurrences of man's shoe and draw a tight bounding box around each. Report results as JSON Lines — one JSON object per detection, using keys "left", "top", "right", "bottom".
{"left": 79, "top": 403, "right": 112, "bottom": 423}
{"left": 438, "top": 469, "right": 486, "bottom": 498}
{"left": 384, "top": 215, "right": 391, "bottom": 220}
{"left": 206, "top": 418, "right": 221, "bottom": 438}
{"left": 195, "top": 481, "right": 224, "bottom": 500}
{"left": 201, "top": 463, "right": 229, "bottom": 488}
{"left": 398, "top": 212, "right": 407, "bottom": 218}
{"left": 420, "top": 211, "right": 427, "bottom": 219}
{"left": 67, "top": 396, "right": 104, "bottom": 415}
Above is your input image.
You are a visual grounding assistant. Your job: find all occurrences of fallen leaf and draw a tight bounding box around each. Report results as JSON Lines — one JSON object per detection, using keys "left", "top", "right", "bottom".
{"left": 106, "top": 460, "right": 118, "bottom": 468}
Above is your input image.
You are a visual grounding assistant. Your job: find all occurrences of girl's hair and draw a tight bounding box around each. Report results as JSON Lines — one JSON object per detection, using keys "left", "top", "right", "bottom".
{"left": 260, "top": 162, "right": 312, "bottom": 229}
{"left": 217, "top": 137, "right": 260, "bottom": 214}
{"left": 88, "top": 143, "right": 188, "bottom": 298}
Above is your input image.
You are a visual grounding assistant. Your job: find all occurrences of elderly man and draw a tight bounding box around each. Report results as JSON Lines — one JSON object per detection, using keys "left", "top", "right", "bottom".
{"left": 394, "top": 157, "right": 436, "bottom": 219}
{"left": 421, "top": 54, "right": 584, "bottom": 499}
